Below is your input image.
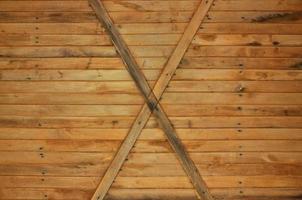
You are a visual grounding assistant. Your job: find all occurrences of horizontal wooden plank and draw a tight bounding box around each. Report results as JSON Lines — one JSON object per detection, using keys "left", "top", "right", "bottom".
{"left": 179, "top": 57, "right": 302, "bottom": 69}
{"left": 0, "top": 34, "right": 181, "bottom": 46}
{"left": 206, "top": 11, "right": 302, "bottom": 23}
{"left": 0, "top": 11, "right": 192, "bottom": 23}
{"left": 3, "top": 23, "right": 302, "bottom": 34}
{"left": 0, "top": 0, "right": 301, "bottom": 12}
{"left": 168, "top": 81, "right": 302, "bottom": 92}
{"left": 0, "top": 81, "right": 140, "bottom": 93}
{"left": 2, "top": 33, "right": 302, "bottom": 47}
{"left": 162, "top": 93, "right": 302, "bottom": 105}
{"left": 0, "top": 0, "right": 92, "bottom": 11}
{"left": 0, "top": 11, "right": 96, "bottom": 23}
{"left": 1, "top": 152, "right": 302, "bottom": 164}
{"left": 1, "top": 128, "right": 302, "bottom": 140}
{"left": 0, "top": 69, "right": 159, "bottom": 81}
{"left": 0, "top": 1, "right": 199, "bottom": 11}
{"left": 0, "top": 115, "right": 301, "bottom": 128}
{"left": 164, "top": 105, "right": 302, "bottom": 116}
{"left": 0, "top": 139, "right": 122, "bottom": 152}
{"left": 1, "top": 93, "right": 302, "bottom": 105}
{"left": 211, "top": 0, "right": 302, "bottom": 11}
{"left": 0, "top": 93, "right": 144, "bottom": 104}
{"left": 1, "top": 105, "right": 301, "bottom": 116}
{"left": 174, "top": 69, "right": 302, "bottom": 81}
{"left": 0, "top": 163, "right": 301, "bottom": 176}
{"left": 112, "top": 176, "right": 302, "bottom": 188}
{"left": 1, "top": 57, "right": 301, "bottom": 70}
{"left": 185, "top": 46, "right": 302, "bottom": 57}
{"left": 0, "top": 57, "right": 167, "bottom": 69}
{"left": 0, "top": 187, "right": 92, "bottom": 200}
{"left": 192, "top": 34, "right": 302, "bottom": 46}
{"left": 0, "top": 46, "right": 119, "bottom": 58}
{"left": 0, "top": 188, "right": 301, "bottom": 200}
{"left": 0, "top": 151, "right": 114, "bottom": 164}
{"left": 107, "top": 188, "right": 302, "bottom": 200}
{"left": 133, "top": 140, "right": 302, "bottom": 152}
{"left": 0, "top": 139, "right": 301, "bottom": 152}
{"left": 1, "top": 11, "right": 301, "bottom": 23}
{"left": 0, "top": 46, "right": 301, "bottom": 58}
{"left": 0, "top": 23, "right": 187, "bottom": 34}
{"left": 1, "top": 81, "right": 302, "bottom": 93}
{"left": 199, "top": 23, "right": 302, "bottom": 34}
{"left": 0, "top": 175, "right": 300, "bottom": 188}
{"left": 1, "top": 69, "right": 301, "bottom": 81}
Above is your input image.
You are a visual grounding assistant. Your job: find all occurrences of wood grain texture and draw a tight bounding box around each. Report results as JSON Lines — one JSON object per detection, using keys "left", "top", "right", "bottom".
{"left": 0, "top": 0, "right": 301, "bottom": 199}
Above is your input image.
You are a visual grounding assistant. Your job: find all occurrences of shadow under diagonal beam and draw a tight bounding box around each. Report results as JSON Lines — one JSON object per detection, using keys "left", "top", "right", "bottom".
{"left": 89, "top": 0, "right": 215, "bottom": 199}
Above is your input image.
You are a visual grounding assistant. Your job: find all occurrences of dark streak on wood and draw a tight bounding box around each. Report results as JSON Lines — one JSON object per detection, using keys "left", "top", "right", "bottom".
{"left": 251, "top": 12, "right": 302, "bottom": 23}
{"left": 290, "top": 62, "right": 302, "bottom": 69}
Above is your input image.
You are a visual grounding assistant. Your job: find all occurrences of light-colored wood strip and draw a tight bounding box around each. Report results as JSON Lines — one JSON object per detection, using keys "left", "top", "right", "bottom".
{"left": 199, "top": 23, "right": 302, "bottom": 34}
{"left": 179, "top": 57, "right": 302, "bottom": 70}
{"left": 191, "top": 34, "right": 302, "bottom": 46}
{"left": 0, "top": 1, "right": 199, "bottom": 11}
{"left": 2, "top": 22, "right": 302, "bottom": 35}
{"left": 167, "top": 81, "right": 302, "bottom": 92}
{"left": 2, "top": 33, "right": 302, "bottom": 47}
{"left": 1, "top": 34, "right": 302, "bottom": 47}
{"left": 0, "top": 69, "right": 159, "bottom": 81}
{"left": 206, "top": 11, "right": 302, "bottom": 23}
{"left": 112, "top": 176, "right": 302, "bottom": 188}
{"left": 0, "top": 22, "right": 187, "bottom": 34}
{"left": 162, "top": 93, "right": 302, "bottom": 105}
{"left": 0, "top": 46, "right": 301, "bottom": 58}
{"left": 2, "top": 23, "right": 302, "bottom": 35}
{"left": 1, "top": 163, "right": 301, "bottom": 176}
{"left": 0, "top": 175, "right": 301, "bottom": 189}
{"left": 185, "top": 46, "right": 302, "bottom": 58}
{"left": 1, "top": 69, "right": 301, "bottom": 81}
{"left": 0, "top": 57, "right": 166, "bottom": 69}
{"left": 0, "top": 139, "right": 301, "bottom": 152}
{"left": 1, "top": 93, "right": 302, "bottom": 105}
{"left": 106, "top": 188, "right": 302, "bottom": 200}
{"left": 0, "top": 93, "right": 144, "bottom": 105}
{"left": 1, "top": 81, "right": 302, "bottom": 93}
{"left": 0, "top": 188, "right": 301, "bottom": 200}
{"left": 0, "top": 105, "right": 301, "bottom": 117}
{"left": 211, "top": 0, "right": 302, "bottom": 11}
{"left": 0, "top": 0, "right": 301, "bottom": 12}
{"left": 0, "top": 116, "right": 301, "bottom": 128}
{"left": 0, "top": 11, "right": 193, "bottom": 23}
{"left": 0, "top": 34, "right": 181, "bottom": 46}
{"left": 1, "top": 152, "right": 302, "bottom": 164}
{"left": 173, "top": 69, "right": 302, "bottom": 81}
{"left": 1, "top": 128, "right": 302, "bottom": 140}
{"left": 0, "top": 151, "right": 114, "bottom": 164}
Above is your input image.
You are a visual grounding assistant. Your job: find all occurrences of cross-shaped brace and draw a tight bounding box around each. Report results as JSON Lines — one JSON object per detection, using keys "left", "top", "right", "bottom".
{"left": 89, "top": 0, "right": 215, "bottom": 199}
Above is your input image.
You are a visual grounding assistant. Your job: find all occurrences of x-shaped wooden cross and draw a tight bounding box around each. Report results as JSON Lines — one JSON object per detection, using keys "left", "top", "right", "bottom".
{"left": 89, "top": 0, "right": 214, "bottom": 199}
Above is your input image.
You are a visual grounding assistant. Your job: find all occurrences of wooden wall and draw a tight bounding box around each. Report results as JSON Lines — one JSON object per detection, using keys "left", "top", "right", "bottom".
{"left": 0, "top": 0, "right": 302, "bottom": 199}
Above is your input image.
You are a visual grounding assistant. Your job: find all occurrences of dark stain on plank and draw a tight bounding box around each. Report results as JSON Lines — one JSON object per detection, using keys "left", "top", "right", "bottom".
{"left": 290, "top": 62, "right": 302, "bottom": 69}
{"left": 251, "top": 12, "right": 302, "bottom": 23}
{"left": 248, "top": 41, "right": 262, "bottom": 46}
{"left": 116, "top": 1, "right": 146, "bottom": 11}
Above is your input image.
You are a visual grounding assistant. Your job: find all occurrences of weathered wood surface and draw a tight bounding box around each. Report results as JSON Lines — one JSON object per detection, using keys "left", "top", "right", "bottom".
{"left": 0, "top": 0, "right": 301, "bottom": 199}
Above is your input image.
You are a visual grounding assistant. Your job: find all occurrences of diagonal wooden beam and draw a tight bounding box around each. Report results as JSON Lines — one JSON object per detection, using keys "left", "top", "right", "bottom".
{"left": 89, "top": 0, "right": 214, "bottom": 199}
